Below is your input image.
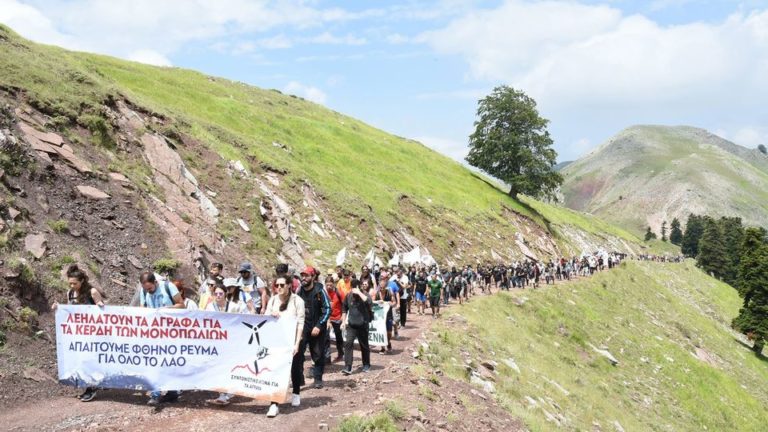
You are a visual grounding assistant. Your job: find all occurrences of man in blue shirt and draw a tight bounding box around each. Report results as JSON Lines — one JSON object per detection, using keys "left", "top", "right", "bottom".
{"left": 139, "top": 272, "right": 184, "bottom": 405}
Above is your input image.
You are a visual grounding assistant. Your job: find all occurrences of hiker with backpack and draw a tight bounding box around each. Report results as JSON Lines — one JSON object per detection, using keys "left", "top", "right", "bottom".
{"left": 51, "top": 264, "right": 106, "bottom": 402}
{"left": 237, "top": 262, "right": 269, "bottom": 314}
{"left": 341, "top": 278, "right": 373, "bottom": 375}
{"left": 138, "top": 271, "right": 184, "bottom": 405}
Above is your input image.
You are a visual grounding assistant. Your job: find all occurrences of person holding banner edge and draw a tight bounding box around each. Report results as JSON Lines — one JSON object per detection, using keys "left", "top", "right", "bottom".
{"left": 139, "top": 271, "right": 185, "bottom": 406}
{"left": 51, "top": 264, "right": 106, "bottom": 402}
{"left": 264, "top": 276, "right": 305, "bottom": 417}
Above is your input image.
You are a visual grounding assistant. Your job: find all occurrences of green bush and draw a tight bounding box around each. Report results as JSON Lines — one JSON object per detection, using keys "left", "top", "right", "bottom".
{"left": 47, "top": 219, "right": 69, "bottom": 233}
{"left": 77, "top": 114, "right": 115, "bottom": 149}
{"left": 18, "top": 306, "right": 38, "bottom": 331}
{"left": 335, "top": 413, "right": 398, "bottom": 432}
{"left": 153, "top": 258, "right": 180, "bottom": 275}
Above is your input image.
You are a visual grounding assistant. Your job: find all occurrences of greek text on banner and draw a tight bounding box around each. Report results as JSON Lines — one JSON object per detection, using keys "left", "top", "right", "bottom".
{"left": 55, "top": 305, "right": 297, "bottom": 403}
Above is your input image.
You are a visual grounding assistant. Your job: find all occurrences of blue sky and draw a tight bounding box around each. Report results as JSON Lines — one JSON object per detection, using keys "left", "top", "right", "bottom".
{"left": 2, "top": 0, "right": 768, "bottom": 162}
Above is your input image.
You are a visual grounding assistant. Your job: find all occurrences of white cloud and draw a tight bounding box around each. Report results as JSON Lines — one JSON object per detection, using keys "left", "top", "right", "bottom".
{"left": 305, "top": 32, "right": 367, "bottom": 45}
{"left": 419, "top": 1, "right": 768, "bottom": 111}
{"left": 414, "top": 135, "right": 468, "bottom": 160}
{"left": 731, "top": 126, "right": 768, "bottom": 148}
{"left": 386, "top": 33, "right": 410, "bottom": 44}
{"left": 127, "top": 49, "right": 172, "bottom": 67}
{"left": 283, "top": 81, "right": 327, "bottom": 105}
{"left": 0, "top": 0, "right": 375, "bottom": 63}
{"left": 415, "top": 88, "right": 487, "bottom": 101}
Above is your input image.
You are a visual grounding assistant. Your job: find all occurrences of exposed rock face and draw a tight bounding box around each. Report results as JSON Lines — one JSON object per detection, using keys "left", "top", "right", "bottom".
{"left": 18, "top": 122, "right": 91, "bottom": 174}
{"left": 76, "top": 185, "right": 110, "bottom": 200}
{"left": 24, "top": 233, "right": 47, "bottom": 259}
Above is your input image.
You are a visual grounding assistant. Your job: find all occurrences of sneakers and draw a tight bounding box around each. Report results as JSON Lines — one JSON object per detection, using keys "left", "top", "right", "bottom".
{"left": 266, "top": 403, "right": 279, "bottom": 417}
{"left": 147, "top": 396, "right": 161, "bottom": 406}
{"left": 313, "top": 379, "right": 324, "bottom": 389}
{"left": 79, "top": 389, "right": 97, "bottom": 402}
{"left": 291, "top": 393, "right": 301, "bottom": 407}
{"left": 210, "top": 395, "right": 230, "bottom": 406}
{"left": 361, "top": 365, "right": 371, "bottom": 373}
{"left": 341, "top": 368, "right": 353, "bottom": 376}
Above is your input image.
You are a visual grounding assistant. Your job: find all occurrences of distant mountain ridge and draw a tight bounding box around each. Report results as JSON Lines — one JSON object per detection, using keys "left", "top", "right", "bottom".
{"left": 560, "top": 125, "right": 768, "bottom": 233}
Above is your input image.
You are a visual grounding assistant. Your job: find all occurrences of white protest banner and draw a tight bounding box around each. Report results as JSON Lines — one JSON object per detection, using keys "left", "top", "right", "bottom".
{"left": 56, "top": 305, "right": 297, "bottom": 403}
{"left": 331, "top": 302, "right": 390, "bottom": 347}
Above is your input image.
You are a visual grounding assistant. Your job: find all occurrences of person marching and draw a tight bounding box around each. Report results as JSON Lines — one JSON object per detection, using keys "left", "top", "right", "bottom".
{"left": 138, "top": 271, "right": 185, "bottom": 405}
{"left": 341, "top": 278, "right": 372, "bottom": 374}
{"left": 297, "top": 267, "right": 331, "bottom": 389}
{"left": 51, "top": 264, "right": 106, "bottom": 402}
{"left": 263, "top": 276, "right": 305, "bottom": 417}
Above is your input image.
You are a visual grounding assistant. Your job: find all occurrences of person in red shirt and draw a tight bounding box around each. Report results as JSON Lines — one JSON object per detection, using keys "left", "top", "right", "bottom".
{"left": 337, "top": 269, "right": 352, "bottom": 299}
{"left": 324, "top": 275, "right": 345, "bottom": 362}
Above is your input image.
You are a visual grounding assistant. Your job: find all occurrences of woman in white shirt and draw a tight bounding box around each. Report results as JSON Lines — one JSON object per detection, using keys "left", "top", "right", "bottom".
{"left": 206, "top": 279, "right": 248, "bottom": 405}
{"left": 263, "top": 277, "right": 305, "bottom": 418}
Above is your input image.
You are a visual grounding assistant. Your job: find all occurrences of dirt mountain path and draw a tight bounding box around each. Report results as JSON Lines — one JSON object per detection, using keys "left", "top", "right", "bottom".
{"left": 2, "top": 298, "right": 523, "bottom": 432}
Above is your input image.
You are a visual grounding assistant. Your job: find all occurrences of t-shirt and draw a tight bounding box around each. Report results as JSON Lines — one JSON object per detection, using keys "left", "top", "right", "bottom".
{"left": 327, "top": 289, "right": 343, "bottom": 322}
{"left": 389, "top": 274, "right": 409, "bottom": 299}
{"left": 205, "top": 300, "right": 247, "bottom": 314}
{"left": 142, "top": 281, "right": 179, "bottom": 309}
{"left": 415, "top": 276, "right": 428, "bottom": 294}
{"left": 428, "top": 279, "right": 442, "bottom": 297}
{"left": 184, "top": 298, "right": 199, "bottom": 310}
{"left": 337, "top": 279, "right": 351, "bottom": 300}
{"left": 387, "top": 280, "right": 400, "bottom": 297}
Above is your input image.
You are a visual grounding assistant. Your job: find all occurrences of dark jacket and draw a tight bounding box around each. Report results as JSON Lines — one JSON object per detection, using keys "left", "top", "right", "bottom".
{"left": 298, "top": 281, "right": 331, "bottom": 334}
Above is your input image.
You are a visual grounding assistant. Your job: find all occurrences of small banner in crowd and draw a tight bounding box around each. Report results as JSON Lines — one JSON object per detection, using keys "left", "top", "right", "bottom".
{"left": 331, "top": 302, "right": 390, "bottom": 347}
{"left": 55, "top": 305, "right": 297, "bottom": 403}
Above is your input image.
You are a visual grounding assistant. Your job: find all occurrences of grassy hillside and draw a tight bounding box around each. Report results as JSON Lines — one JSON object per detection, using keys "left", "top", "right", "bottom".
{"left": 561, "top": 125, "right": 768, "bottom": 235}
{"left": 0, "top": 24, "right": 647, "bottom": 264}
{"left": 428, "top": 260, "right": 768, "bottom": 431}
{"left": 0, "top": 24, "right": 554, "bottom": 262}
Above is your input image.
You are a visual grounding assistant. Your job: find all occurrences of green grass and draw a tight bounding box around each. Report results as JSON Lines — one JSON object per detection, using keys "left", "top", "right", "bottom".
{"left": 0, "top": 24, "right": 570, "bottom": 263}
{"left": 429, "top": 260, "right": 768, "bottom": 431}
{"left": 334, "top": 412, "right": 399, "bottom": 432}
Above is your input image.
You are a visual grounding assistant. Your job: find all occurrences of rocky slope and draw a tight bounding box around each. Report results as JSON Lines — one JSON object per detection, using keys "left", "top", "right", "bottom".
{"left": 560, "top": 125, "right": 768, "bottom": 234}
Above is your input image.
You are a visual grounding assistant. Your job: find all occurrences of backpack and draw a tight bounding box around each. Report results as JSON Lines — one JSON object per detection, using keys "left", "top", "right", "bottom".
{"left": 142, "top": 280, "right": 174, "bottom": 308}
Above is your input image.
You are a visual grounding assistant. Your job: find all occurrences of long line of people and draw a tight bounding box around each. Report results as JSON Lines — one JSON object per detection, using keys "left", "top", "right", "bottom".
{"left": 52, "top": 249, "right": 666, "bottom": 416}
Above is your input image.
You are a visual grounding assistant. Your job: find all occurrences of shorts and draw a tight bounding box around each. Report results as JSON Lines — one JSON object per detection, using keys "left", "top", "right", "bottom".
{"left": 415, "top": 291, "right": 426, "bottom": 302}
{"left": 429, "top": 296, "right": 440, "bottom": 307}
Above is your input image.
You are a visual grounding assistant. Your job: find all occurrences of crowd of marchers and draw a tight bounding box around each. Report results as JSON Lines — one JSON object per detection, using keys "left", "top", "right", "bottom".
{"left": 51, "top": 249, "right": 680, "bottom": 417}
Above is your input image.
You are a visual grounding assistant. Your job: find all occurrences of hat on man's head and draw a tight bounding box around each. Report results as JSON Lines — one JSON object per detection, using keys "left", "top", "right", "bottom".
{"left": 300, "top": 266, "right": 316, "bottom": 276}
{"left": 238, "top": 262, "right": 254, "bottom": 273}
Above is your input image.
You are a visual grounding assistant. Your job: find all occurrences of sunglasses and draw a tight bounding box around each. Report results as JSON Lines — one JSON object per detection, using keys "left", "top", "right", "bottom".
{"left": 214, "top": 292, "right": 225, "bottom": 297}
{"left": 276, "top": 283, "right": 286, "bottom": 287}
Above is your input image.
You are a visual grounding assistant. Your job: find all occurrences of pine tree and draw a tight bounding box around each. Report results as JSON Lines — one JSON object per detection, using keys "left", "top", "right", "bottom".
{"left": 681, "top": 214, "right": 704, "bottom": 257}
{"left": 669, "top": 218, "right": 683, "bottom": 245}
{"left": 732, "top": 227, "right": 768, "bottom": 354}
{"left": 718, "top": 216, "right": 744, "bottom": 285}
{"left": 644, "top": 226, "right": 657, "bottom": 241}
{"left": 661, "top": 220, "right": 667, "bottom": 242}
{"left": 696, "top": 217, "right": 727, "bottom": 278}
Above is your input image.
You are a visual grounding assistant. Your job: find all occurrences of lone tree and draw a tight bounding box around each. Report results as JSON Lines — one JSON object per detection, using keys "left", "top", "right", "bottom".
{"left": 669, "top": 218, "right": 683, "bottom": 245}
{"left": 466, "top": 86, "right": 562, "bottom": 198}
{"left": 758, "top": 144, "right": 767, "bottom": 155}
{"left": 661, "top": 220, "right": 668, "bottom": 242}
{"left": 644, "top": 226, "right": 657, "bottom": 241}
{"left": 732, "top": 227, "right": 768, "bottom": 354}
